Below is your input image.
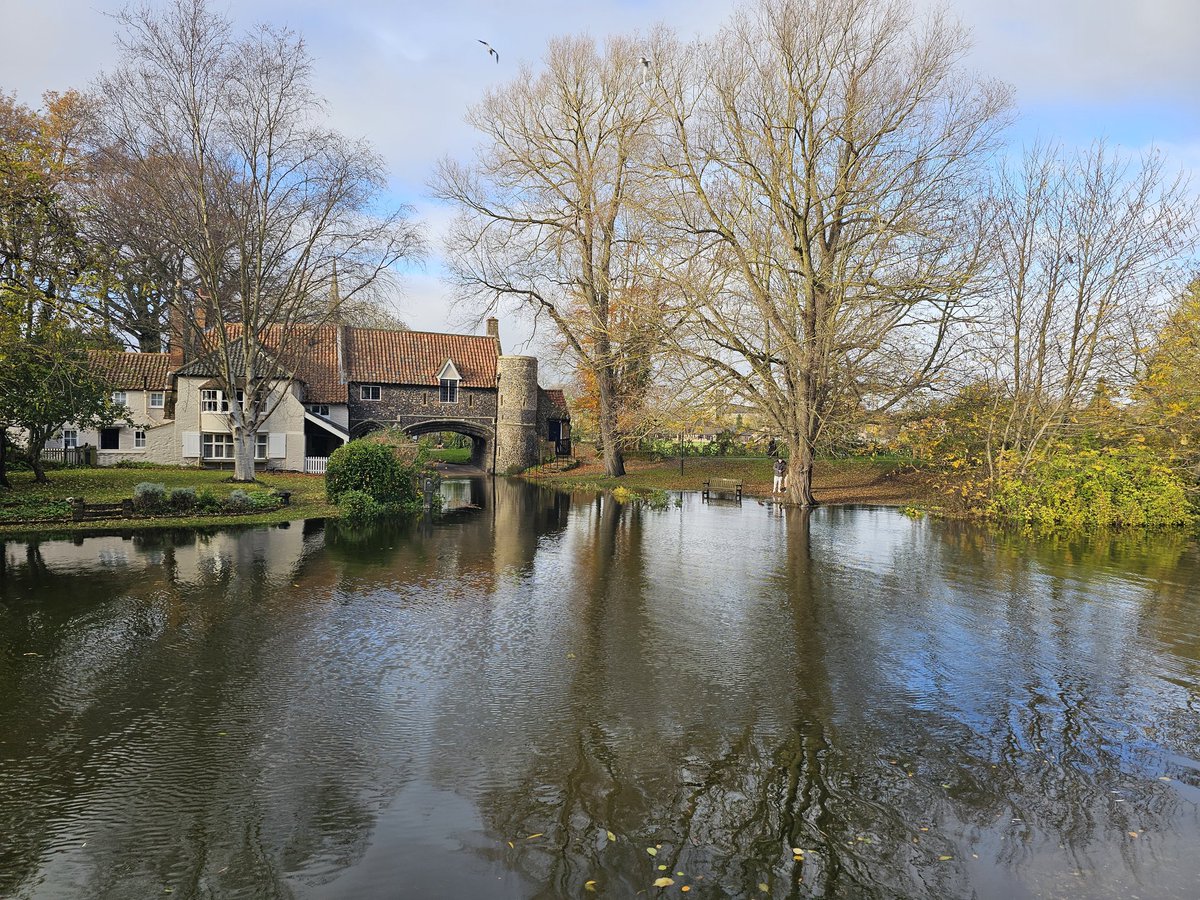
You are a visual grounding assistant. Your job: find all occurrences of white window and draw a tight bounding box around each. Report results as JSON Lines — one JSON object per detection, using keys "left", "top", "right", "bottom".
{"left": 134, "top": 430, "right": 146, "bottom": 449}
{"left": 149, "top": 391, "right": 165, "bottom": 409}
{"left": 112, "top": 391, "right": 127, "bottom": 407}
{"left": 62, "top": 429, "right": 78, "bottom": 449}
{"left": 361, "top": 384, "right": 381, "bottom": 401}
{"left": 255, "top": 433, "right": 268, "bottom": 460}
{"left": 202, "top": 433, "right": 235, "bottom": 459}
{"left": 307, "top": 404, "right": 330, "bottom": 417}
{"left": 201, "top": 389, "right": 228, "bottom": 413}
{"left": 439, "top": 378, "right": 459, "bottom": 404}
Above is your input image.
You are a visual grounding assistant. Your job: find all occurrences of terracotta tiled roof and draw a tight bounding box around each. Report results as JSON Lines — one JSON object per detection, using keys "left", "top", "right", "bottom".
{"left": 544, "top": 389, "right": 570, "bottom": 418}
{"left": 88, "top": 350, "right": 172, "bottom": 390}
{"left": 176, "top": 324, "right": 346, "bottom": 404}
{"left": 346, "top": 328, "right": 498, "bottom": 388}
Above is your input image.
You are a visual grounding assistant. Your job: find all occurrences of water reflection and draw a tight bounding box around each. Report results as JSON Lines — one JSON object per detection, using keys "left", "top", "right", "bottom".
{"left": 0, "top": 485, "right": 1197, "bottom": 899}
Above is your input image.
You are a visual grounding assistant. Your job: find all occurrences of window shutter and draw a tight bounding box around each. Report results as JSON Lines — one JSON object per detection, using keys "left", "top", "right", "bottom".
{"left": 182, "top": 432, "right": 201, "bottom": 457}
{"left": 268, "top": 432, "right": 286, "bottom": 459}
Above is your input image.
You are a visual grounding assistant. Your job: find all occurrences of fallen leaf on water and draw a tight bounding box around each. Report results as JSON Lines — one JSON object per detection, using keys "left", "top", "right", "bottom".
{"left": 938, "top": 856, "right": 953, "bottom": 861}
{"left": 653, "top": 877, "right": 675, "bottom": 888}
{"left": 676, "top": 872, "right": 684, "bottom": 877}
{"left": 658, "top": 865, "right": 668, "bottom": 871}
{"left": 22, "top": 653, "right": 40, "bottom": 657}
{"left": 919, "top": 827, "right": 929, "bottom": 832}
{"left": 791, "top": 847, "right": 803, "bottom": 855}
{"left": 607, "top": 831, "right": 617, "bottom": 842}
{"left": 758, "top": 884, "right": 769, "bottom": 893}
{"left": 941, "top": 783, "right": 951, "bottom": 788}
{"left": 681, "top": 887, "right": 690, "bottom": 893}
{"left": 217, "top": 731, "right": 227, "bottom": 736}
{"left": 584, "top": 880, "right": 597, "bottom": 892}
{"left": 566, "top": 652, "right": 576, "bottom": 659}
{"left": 1158, "top": 776, "right": 1172, "bottom": 782}
{"left": 507, "top": 842, "right": 514, "bottom": 849}
{"left": 527, "top": 833, "right": 544, "bottom": 840}
{"left": 1127, "top": 831, "right": 1139, "bottom": 838}
{"left": 646, "top": 848, "right": 658, "bottom": 856}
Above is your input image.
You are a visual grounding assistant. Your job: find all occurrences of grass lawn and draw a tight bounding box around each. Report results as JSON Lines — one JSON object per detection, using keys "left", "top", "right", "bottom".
{"left": 0, "top": 466, "right": 336, "bottom": 534}
{"left": 525, "top": 453, "right": 935, "bottom": 506}
{"left": 426, "top": 447, "right": 472, "bottom": 464}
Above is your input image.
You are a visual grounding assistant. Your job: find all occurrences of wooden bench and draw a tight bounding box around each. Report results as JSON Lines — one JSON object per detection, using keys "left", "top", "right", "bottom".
{"left": 702, "top": 477, "right": 743, "bottom": 502}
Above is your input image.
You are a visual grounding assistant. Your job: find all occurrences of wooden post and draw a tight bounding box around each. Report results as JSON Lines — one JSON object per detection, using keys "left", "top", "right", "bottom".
{"left": 71, "top": 498, "right": 86, "bottom": 521}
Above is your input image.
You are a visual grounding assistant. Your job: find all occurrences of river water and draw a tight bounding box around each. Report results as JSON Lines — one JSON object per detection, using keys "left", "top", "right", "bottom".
{"left": 1, "top": 479, "right": 1198, "bottom": 899}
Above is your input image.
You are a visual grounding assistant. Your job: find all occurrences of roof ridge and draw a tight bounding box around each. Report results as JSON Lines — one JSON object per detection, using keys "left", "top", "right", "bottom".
{"left": 346, "top": 325, "right": 494, "bottom": 340}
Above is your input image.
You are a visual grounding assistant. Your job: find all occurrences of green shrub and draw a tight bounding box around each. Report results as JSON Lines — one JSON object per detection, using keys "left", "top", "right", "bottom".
{"left": 989, "top": 445, "right": 1194, "bottom": 529}
{"left": 224, "top": 489, "right": 251, "bottom": 511}
{"left": 132, "top": 482, "right": 167, "bottom": 513}
{"left": 325, "top": 440, "right": 418, "bottom": 506}
{"left": 248, "top": 491, "right": 279, "bottom": 510}
{"left": 195, "top": 489, "right": 222, "bottom": 513}
{"left": 337, "top": 488, "right": 380, "bottom": 521}
{"left": 168, "top": 487, "right": 197, "bottom": 512}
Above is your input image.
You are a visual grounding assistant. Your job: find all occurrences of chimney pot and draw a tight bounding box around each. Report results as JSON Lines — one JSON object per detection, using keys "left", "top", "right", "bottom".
{"left": 486, "top": 317, "right": 499, "bottom": 341}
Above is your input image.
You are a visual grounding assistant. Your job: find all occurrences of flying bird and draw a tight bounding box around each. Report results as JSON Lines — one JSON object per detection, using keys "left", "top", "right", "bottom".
{"left": 479, "top": 40, "right": 499, "bottom": 64}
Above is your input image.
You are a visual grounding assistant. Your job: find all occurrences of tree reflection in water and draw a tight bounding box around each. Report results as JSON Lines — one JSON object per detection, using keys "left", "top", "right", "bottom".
{"left": 0, "top": 487, "right": 1198, "bottom": 899}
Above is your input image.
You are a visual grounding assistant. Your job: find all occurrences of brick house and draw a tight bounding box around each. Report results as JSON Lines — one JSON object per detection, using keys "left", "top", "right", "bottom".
{"left": 48, "top": 319, "right": 569, "bottom": 474}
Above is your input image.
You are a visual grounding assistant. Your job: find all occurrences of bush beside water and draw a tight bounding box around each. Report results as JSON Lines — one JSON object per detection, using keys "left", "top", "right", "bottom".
{"left": 326, "top": 439, "right": 430, "bottom": 520}
{"left": 989, "top": 446, "right": 1194, "bottom": 529}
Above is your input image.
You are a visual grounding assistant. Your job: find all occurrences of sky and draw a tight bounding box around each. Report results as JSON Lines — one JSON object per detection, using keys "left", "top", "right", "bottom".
{"left": 3, "top": 0, "right": 1199, "bottom": 372}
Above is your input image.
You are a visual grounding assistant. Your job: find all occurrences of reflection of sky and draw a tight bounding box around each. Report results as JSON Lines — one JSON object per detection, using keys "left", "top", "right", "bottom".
{"left": 2, "top": 497, "right": 1199, "bottom": 898}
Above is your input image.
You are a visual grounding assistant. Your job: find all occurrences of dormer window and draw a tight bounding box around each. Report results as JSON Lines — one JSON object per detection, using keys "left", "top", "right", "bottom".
{"left": 437, "top": 359, "right": 461, "bottom": 404}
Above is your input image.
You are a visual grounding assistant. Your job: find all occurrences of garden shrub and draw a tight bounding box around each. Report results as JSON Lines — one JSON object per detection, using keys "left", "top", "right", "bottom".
{"left": 337, "top": 488, "right": 380, "bottom": 521}
{"left": 325, "top": 439, "right": 418, "bottom": 506}
{"left": 195, "top": 489, "right": 222, "bottom": 513}
{"left": 225, "top": 489, "right": 251, "bottom": 511}
{"left": 168, "top": 487, "right": 197, "bottom": 512}
{"left": 989, "top": 445, "right": 1194, "bottom": 529}
{"left": 248, "top": 491, "right": 279, "bottom": 510}
{"left": 132, "top": 482, "right": 167, "bottom": 513}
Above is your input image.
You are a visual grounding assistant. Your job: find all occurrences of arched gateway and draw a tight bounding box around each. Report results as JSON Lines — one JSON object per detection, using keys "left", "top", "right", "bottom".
{"left": 353, "top": 416, "right": 495, "bottom": 471}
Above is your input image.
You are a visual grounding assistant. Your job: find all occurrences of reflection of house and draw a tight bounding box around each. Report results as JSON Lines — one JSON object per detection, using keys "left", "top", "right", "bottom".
{"left": 48, "top": 319, "right": 570, "bottom": 473}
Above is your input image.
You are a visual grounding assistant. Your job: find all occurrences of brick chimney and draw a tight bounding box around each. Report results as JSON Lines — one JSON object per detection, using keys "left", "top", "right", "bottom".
{"left": 168, "top": 300, "right": 185, "bottom": 370}
{"left": 486, "top": 317, "right": 500, "bottom": 343}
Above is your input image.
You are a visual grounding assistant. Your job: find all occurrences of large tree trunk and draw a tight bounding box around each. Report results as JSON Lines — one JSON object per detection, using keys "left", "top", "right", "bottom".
{"left": 29, "top": 451, "right": 49, "bottom": 484}
{"left": 786, "top": 434, "right": 817, "bottom": 508}
{"left": 595, "top": 366, "right": 626, "bottom": 478}
{"left": 0, "top": 430, "right": 9, "bottom": 489}
{"left": 232, "top": 426, "right": 257, "bottom": 482}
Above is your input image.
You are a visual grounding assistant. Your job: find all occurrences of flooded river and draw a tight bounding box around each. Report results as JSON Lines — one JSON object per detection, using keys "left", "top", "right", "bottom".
{"left": 1, "top": 479, "right": 1198, "bottom": 898}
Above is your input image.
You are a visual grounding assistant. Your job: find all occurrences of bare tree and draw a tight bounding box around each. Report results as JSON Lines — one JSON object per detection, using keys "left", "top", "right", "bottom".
{"left": 92, "top": 0, "right": 424, "bottom": 480}
{"left": 652, "top": 0, "right": 1012, "bottom": 505}
{"left": 972, "top": 141, "right": 1197, "bottom": 477}
{"left": 433, "top": 33, "right": 673, "bottom": 477}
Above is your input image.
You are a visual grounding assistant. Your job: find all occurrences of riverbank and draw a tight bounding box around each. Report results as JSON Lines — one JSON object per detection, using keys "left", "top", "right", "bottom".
{"left": 0, "top": 467, "right": 337, "bottom": 535}
{"left": 524, "top": 453, "right": 936, "bottom": 506}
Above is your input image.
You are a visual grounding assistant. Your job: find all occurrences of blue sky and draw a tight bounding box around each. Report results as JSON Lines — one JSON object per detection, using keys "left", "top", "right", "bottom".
{"left": 3, "top": 0, "right": 1198, "bottom": 359}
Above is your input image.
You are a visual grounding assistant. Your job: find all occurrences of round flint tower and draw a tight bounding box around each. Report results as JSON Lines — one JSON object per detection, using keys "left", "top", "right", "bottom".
{"left": 495, "top": 355, "right": 539, "bottom": 474}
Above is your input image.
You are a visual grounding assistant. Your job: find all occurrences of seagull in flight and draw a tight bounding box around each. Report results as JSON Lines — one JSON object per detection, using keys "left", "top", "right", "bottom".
{"left": 479, "top": 40, "right": 499, "bottom": 64}
{"left": 638, "top": 55, "right": 653, "bottom": 84}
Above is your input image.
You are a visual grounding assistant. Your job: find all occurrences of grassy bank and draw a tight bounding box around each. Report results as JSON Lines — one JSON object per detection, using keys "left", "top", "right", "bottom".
{"left": 524, "top": 453, "right": 935, "bottom": 507}
{"left": 0, "top": 467, "right": 337, "bottom": 535}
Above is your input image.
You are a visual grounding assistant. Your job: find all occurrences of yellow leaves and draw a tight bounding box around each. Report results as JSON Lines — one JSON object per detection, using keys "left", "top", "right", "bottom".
{"left": 646, "top": 847, "right": 658, "bottom": 856}
{"left": 507, "top": 841, "right": 514, "bottom": 849}
{"left": 527, "top": 833, "right": 544, "bottom": 840}
{"left": 606, "top": 831, "right": 617, "bottom": 842}
{"left": 681, "top": 887, "right": 691, "bottom": 893}
{"left": 653, "top": 877, "right": 675, "bottom": 888}
{"left": 658, "top": 865, "right": 668, "bottom": 871}
{"left": 758, "top": 884, "right": 770, "bottom": 893}
{"left": 1158, "top": 776, "right": 1172, "bottom": 782}
{"left": 1127, "top": 831, "right": 1139, "bottom": 839}
{"left": 938, "top": 855, "right": 953, "bottom": 861}
{"left": 584, "top": 880, "right": 597, "bottom": 892}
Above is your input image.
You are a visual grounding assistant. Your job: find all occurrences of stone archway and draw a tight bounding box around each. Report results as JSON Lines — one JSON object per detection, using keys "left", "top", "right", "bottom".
{"left": 401, "top": 419, "right": 494, "bottom": 471}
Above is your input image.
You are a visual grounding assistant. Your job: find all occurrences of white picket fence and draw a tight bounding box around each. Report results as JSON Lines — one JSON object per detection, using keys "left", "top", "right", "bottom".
{"left": 304, "top": 456, "right": 328, "bottom": 475}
